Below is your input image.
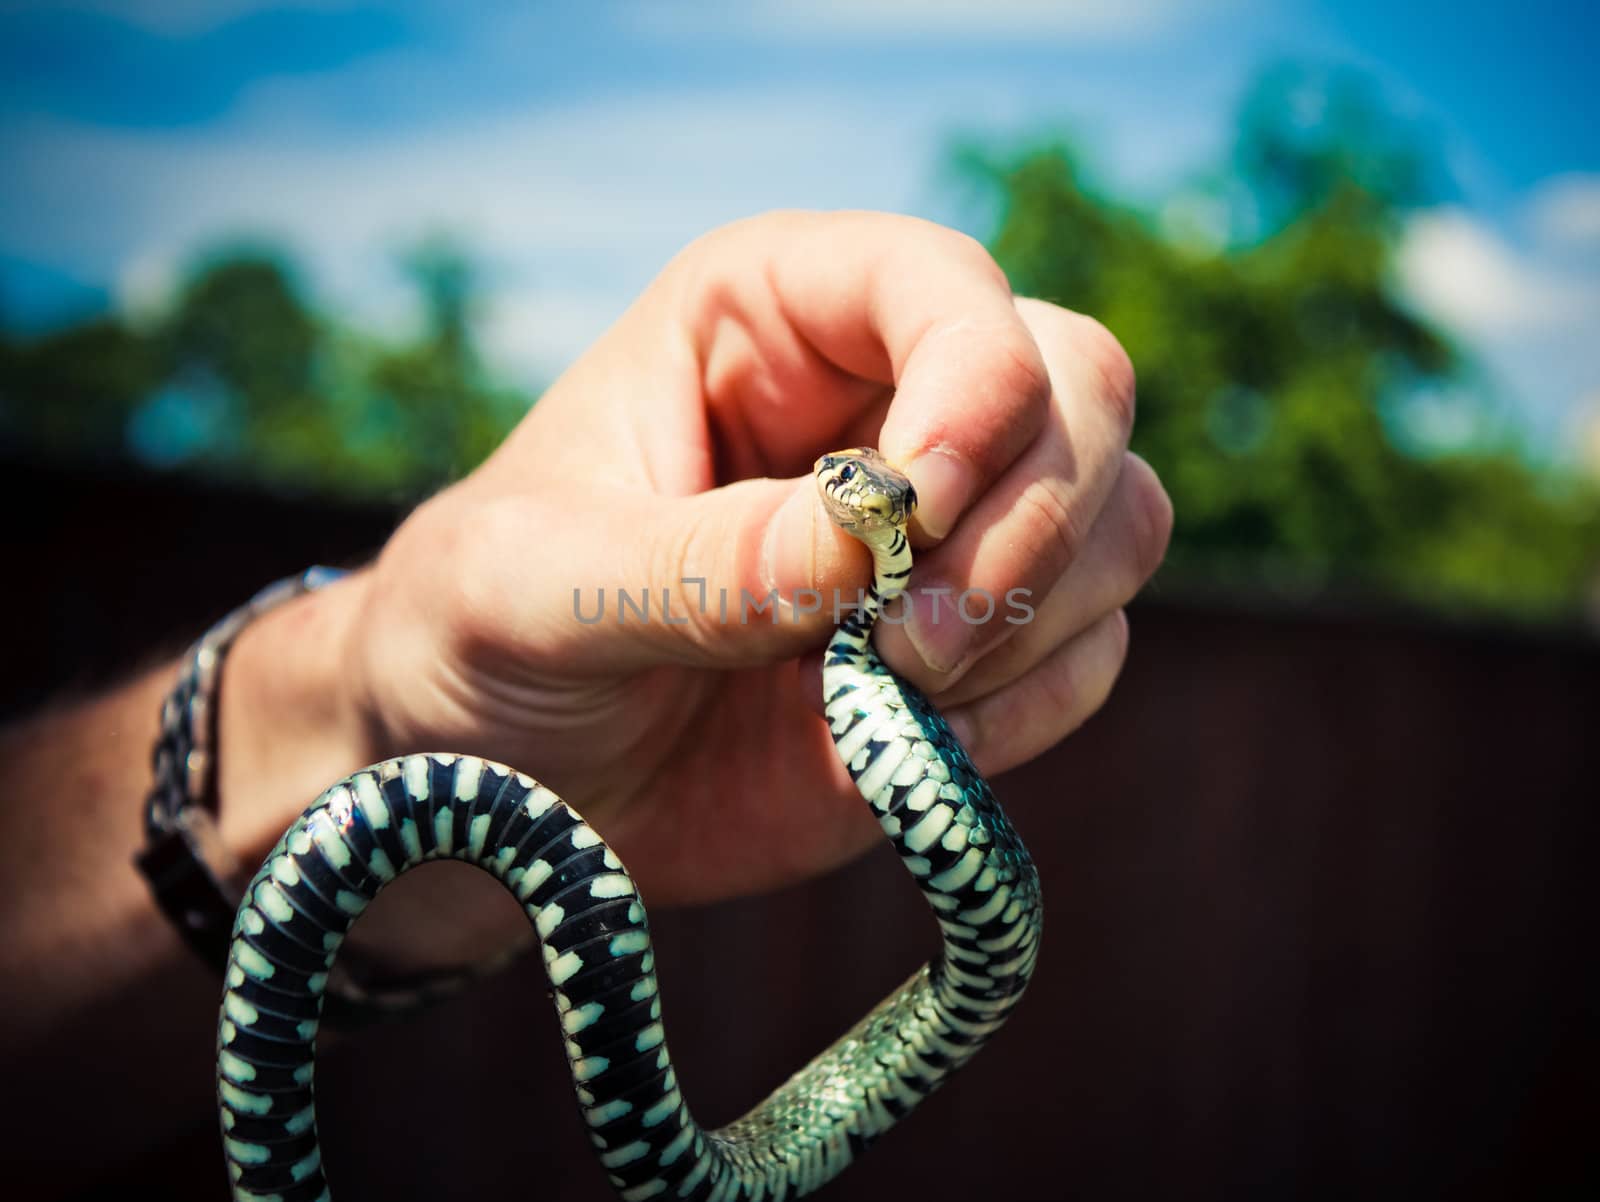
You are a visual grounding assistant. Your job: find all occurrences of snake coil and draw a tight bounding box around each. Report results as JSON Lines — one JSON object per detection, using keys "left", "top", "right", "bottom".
{"left": 217, "top": 447, "right": 1042, "bottom": 1200}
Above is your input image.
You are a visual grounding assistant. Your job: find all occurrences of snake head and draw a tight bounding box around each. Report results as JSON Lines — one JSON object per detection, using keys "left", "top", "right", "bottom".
{"left": 814, "top": 447, "right": 918, "bottom": 534}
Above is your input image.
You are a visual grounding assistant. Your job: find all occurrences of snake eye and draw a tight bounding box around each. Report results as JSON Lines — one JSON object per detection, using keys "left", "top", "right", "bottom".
{"left": 839, "top": 464, "right": 857, "bottom": 484}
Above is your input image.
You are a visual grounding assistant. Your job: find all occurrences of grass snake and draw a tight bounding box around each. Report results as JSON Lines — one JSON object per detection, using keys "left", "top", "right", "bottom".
{"left": 216, "top": 446, "right": 1043, "bottom": 1200}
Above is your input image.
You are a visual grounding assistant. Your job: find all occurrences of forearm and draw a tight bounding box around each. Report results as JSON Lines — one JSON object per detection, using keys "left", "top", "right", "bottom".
{"left": 0, "top": 666, "right": 186, "bottom": 1050}
{"left": 0, "top": 663, "right": 223, "bottom": 1186}
{"left": 0, "top": 573, "right": 378, "bottom": 1186}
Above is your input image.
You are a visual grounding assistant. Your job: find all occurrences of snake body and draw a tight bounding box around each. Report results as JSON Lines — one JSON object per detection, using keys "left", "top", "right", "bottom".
{"left": 217, "top": 448, "right": 1043, "bottom": 1200}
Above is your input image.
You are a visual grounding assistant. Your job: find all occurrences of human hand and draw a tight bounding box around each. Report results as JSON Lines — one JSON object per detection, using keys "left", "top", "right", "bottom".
{"left": 219, "top": 211, "right": 1171, "bottom": 920}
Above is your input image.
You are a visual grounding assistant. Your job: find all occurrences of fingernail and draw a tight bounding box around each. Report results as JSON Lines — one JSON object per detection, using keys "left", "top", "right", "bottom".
{"left": 903, "top": 579, "right": 975, "bottom": 676}
{"left": 906, "top": 449, "right": 977, "bottom": 542}
{"left": 760, "top": 483, "right": 819, "bottom": 598}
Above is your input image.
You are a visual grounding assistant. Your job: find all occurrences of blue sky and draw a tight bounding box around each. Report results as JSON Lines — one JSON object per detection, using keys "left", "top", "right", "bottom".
{"left": 2, "top": 0, "right": 1596, "bottom": 461}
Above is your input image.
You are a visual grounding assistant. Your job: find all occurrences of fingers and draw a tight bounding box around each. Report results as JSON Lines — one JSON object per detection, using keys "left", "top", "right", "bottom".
{"left": 451, "top": 215, "right": 1161, "bottom": 712}
{"left": 875, "top": 298, "right": 1140, "bottom": 692}
{"left": 944, "top": 608, "right": 1131, "bottom": 776}
{"left": 444, "top": 474, "right": 856, "bottom": 677}
{"left": 939, "top": 453, "right": 1171, "bottom": 707}
{"left": 674, "top": 212, "right": 1052, "bottom": 523}
{"left": 638, "top": 286, "right": 1160, "bottom": 710}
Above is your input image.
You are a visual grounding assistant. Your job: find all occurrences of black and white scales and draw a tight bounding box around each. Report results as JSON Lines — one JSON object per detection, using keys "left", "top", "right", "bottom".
{"left": 216, "top": 448, "right": 1044, "bottom": 1200}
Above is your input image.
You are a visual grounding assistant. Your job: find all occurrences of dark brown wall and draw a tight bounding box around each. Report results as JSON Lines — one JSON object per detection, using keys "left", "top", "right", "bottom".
{"left": 7, "top": 460, "right": 1593, "bottom": 1200}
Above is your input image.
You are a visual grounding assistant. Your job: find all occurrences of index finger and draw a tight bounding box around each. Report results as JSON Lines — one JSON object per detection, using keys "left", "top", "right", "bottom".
{"left": 678, "top": 210, "right": 1051, "bottom": 538}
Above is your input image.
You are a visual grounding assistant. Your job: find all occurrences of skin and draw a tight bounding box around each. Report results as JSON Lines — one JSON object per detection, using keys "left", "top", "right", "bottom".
{"left": 0, "top": 211, "right": 1171, "bottom": 1189}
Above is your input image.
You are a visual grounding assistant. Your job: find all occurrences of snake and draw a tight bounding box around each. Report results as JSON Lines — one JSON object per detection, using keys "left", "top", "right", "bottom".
{"left": 216, "top": 447, "right": 1043, "bottom": 1201}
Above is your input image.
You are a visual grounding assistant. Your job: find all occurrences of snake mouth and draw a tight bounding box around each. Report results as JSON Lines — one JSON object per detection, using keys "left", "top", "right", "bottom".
{"left": 814, "top": 447, "right": 918, "bottom": 533}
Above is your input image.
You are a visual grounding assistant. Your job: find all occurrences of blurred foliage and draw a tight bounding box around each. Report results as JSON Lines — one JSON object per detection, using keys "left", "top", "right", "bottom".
{"left": 0, "top": 236, "right": 526, "bottom": 501}
{"left": 0, "top": 63, "right": 1596, "bottom": 622}
{"left": 960, "top": 65, "right": 1599, "bottom": 623}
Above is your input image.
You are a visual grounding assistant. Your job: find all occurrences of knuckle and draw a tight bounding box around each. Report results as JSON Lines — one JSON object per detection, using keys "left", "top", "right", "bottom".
{"left": 1070, "top": 313, "right": 1138, "bottom": 436}
{"left": 904, "top": 216, "right": 1010, "bottom": 289}
{"left": 1013, "top": 477, "right": 1083, "bottom": 579}
{"left": 901, "top": 318, "right": 1050, "bottom": 480}
{"left": 650, "top": 516, "right": 726, "bottom": 656}
{"left": 989, "top": 325, "right": 1054, "bottom": 424}
{"left": 1034, "top": 654, "right": 1083, "bottom": 729}
{"left": 971, "top": 622, "right": 1028, "bottom": 688}
{"left": 944, "top": 227, "right": 1013, "bottom": 291}
{"left": 436, "top": 495, "right": 522, "bottom": 667}
{"left": 1100, "top": 608, "right": 1131, "bottom": 690}
{"left": 1062, "top": 610, "right": 1127, "bottom": 726}
{"left": 1124, "top": 455, "right": 1174, "bottom": 582}
{"left": 1108, "top": 606, "right": 1131, "bottom": 660}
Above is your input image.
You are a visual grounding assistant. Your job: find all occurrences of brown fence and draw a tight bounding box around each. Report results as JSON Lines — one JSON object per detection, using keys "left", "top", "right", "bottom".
{"left": 7, "top": 459, "right": 1592, "bottom": 1200}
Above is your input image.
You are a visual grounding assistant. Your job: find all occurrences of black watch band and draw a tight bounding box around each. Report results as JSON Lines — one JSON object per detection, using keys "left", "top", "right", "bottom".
{"left": 135, "top": 566, "right": 531, "bottom": 1027}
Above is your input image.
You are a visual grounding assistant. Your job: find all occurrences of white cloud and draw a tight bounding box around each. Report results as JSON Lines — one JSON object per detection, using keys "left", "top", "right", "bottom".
{"left": 1396, "top": 204, "right": 1600, "bottom": 455}
{"left": 114, "top": 246, "right": 182, "bottom": 330}
{"left": 1, "top": 4, "right": 1238, "bottom": 383}
{"left": 1396, "top": 207, "right": 1596, "bottom": 337}
{"left": 1526, "top": 174, "right": 1600, "bottom": 249}
{"left": 0, "top": 86, "right": 958, "bottom": 378}
{"left": 22, "top": 0, "right": 1234, "bottom": 44}
{"left": 620, "top": 0, "right": 1236, "bottom": 42}
{"left": 475, "top": 286, "right": 633, "bottom": 391}
{"left": 1571, "top": 391, "right": 1600, "bottom": 480}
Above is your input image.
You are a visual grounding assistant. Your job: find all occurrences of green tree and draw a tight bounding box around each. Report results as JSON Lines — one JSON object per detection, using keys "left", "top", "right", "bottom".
{"left": 963, "top": 65, "right": 1599, "bottom": 622}
{"left": 0, "top": 239, "right": 533, "bottom": 501}
{"left": 364, "top": 236, "right": 522, "bottom": 491}
{"left": 3, "top": 62, "right": 1594, "bottom": 622}
{"left": 0, "top": 316, "right": 166, "bottom": 461}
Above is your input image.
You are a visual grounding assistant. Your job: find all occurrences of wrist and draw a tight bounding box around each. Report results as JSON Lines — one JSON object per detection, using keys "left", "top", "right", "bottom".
{"left": 214, "top": 567, "right": 378, "bottom": 875}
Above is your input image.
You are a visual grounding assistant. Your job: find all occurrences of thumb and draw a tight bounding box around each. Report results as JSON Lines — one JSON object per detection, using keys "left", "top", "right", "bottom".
{"left": 593, "top": 475, "right": 870, "bottom": 672}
